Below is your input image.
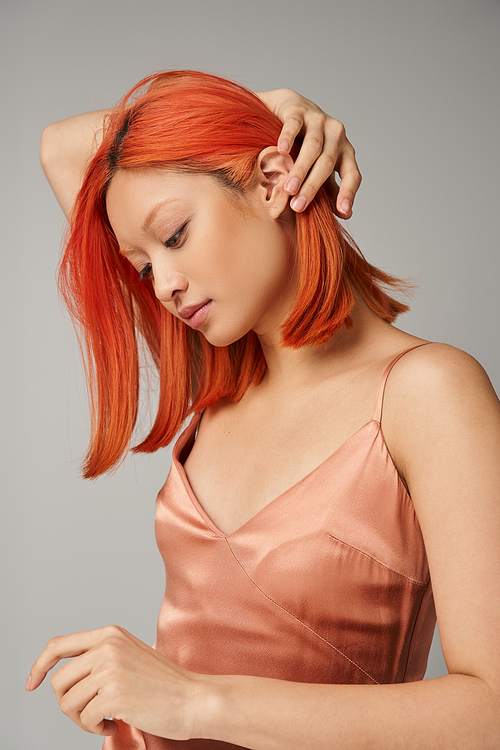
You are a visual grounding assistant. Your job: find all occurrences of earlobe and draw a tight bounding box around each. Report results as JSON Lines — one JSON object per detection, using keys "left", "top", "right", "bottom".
{"left": 256, "top": 146, "right": 293, "bottom": 219}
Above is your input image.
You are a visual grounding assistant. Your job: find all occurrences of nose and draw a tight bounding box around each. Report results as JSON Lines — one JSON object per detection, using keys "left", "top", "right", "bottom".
{"left": 153, "top": 267, "right": 188, "bottom": 305}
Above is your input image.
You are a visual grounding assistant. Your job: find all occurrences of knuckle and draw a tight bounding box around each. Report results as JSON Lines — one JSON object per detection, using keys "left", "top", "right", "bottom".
{"left": 100, "top": 633, "right": 127, "bottom": 662}
{"left": 285, "top": 114, "right": 303, "bottom": 129}
{"left": 103, "top": 624, "right": 123, "bottom": 638}
{"left": 302, "top": 180, "right": 319, "bottom": 200}
{"left": 310, "top": 111, "right": 327, "bottom": 126}
{"left": 101, "top": 637, "right": 122, "bottom": 657}
{"left": 50, "top": 671, "right": 60, "bottom": 691}
{"left": 319, "top": 153, "right": 336, "bottom": 172}
{"left": 106, "top": 676, "right": 123, "bottom": 697}
{"left": 304, "top": 135, "right": 322, "bottom": 155}
{"left": 47, "top": 635, "right": 62, "bottom": 652}
{"left": 79, "top": 709, "right": 94, "bottom": 732}
{"left": 348, "top": 168, "right": 362, "bottom": 187}
{"left": 290, "top": 166, "right": 307, "bottom": 182}
{"left": 328, "top": 119, "right": 346, "bottom": 139}
{"left": 59, "top": 693, "right": 72, "bottom": 716}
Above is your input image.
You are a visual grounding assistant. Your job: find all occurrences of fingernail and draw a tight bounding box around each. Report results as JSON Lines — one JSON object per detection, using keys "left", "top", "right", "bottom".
{"left": 278, "top": 140, "right": 290, "bottom": 153}
{"left": 285, "top": 177, "right": 300, "bottom": 195}
{"left": 291, "top": 195, "right": 307, "bottom": 212}
{"left": 340, "top": 199, "right": 352, "bottom": 215}
{"left": 25, "top": 675, "right": 32, "bottom": 692}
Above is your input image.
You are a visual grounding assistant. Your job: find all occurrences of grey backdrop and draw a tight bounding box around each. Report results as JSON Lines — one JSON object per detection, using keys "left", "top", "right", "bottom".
{"left": 2, "top": 1, "right": 499, "bottom": 748}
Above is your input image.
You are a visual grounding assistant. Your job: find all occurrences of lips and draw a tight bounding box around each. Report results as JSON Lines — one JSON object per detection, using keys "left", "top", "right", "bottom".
{"left": 177, "top": 300, "right": 211, "bottom": 320}
{"left": 177, "top": 300, "right": 212, "bottom": 329}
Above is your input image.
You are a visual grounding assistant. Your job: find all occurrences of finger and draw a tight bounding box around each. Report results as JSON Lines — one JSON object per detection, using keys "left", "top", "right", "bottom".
{"left": 289, "top": 118, "right": 347, "bottom": 210}
{"left": 28, "top": 630, "right": 101, "bottom": 690}
{"left": 59, "top": 672, "right": 100, "bottom": 727}
{"left": 289, "top": 150, "right": 338, "bottom": 212}
{"left": 327, "top": 172, "right": 340, "bottom": 196}
{"left": 81, "top": 699, "right": 120, "bottom": 736}
{"left": 50, "top": 627, "right": 150, "bottom": 702}
{"left": 277, "top": 113, "right": 305, "bottom": 154}
{"left": 59, "top": 675, "right": 118, "bottom": 736}
{"left": 335, "top": 149, "right": 362, "bottom": 218}
{"left": 292, "top": 164, "right": 360, "bottom": 217}
{"left": 292, "top": 130, "right": 361, "bottom": 215}
{"left": 28, "top": 626, "right": 124, "bottom": 691}
{"left": 85, "top": 716, "right": 119, "bottom": 737}
{"left": 50, "top": 650, "right": 93, "bottom": 702}
{"left": 62, "top": 682, "right": 119, "bottom": 736}
{"left": 284, "top": 120, "right": 326, "bottom": 195}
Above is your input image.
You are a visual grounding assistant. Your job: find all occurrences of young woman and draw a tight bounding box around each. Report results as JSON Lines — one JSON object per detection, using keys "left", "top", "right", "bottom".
{"left": 28, "top": 71, "right": 500, "bottom": 749}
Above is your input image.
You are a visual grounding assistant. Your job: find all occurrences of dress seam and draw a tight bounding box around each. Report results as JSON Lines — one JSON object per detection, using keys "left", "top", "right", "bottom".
{"left": 224, "top": 537, "right": 379, "bottom": 686}
{"left": 327, "top": 534, "right": 429, "bottom": 586}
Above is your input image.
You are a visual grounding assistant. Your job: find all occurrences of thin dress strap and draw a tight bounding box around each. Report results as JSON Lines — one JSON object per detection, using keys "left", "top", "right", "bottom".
{"left": 371, "top": 342, "right": 432, "bottom": 423}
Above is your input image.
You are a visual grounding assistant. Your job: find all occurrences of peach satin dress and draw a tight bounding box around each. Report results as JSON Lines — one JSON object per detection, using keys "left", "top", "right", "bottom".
{"left": 103, "top": 343, "right": 436, "bottom": 749}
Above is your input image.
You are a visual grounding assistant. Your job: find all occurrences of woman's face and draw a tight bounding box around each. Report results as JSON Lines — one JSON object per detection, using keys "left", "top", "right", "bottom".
{"left": 106, "top": 169, "right": 297, "bottom": 347}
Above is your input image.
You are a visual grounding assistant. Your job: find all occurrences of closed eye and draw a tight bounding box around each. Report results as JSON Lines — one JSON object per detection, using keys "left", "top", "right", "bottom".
{"left": 139, "top": 263, "right": 153, "bottom": 281}
{"left": 164, "top": 222, "right": 187, "bottom": 249}
{"left": 138, "top": 223, "right": 188, "bottom": 282}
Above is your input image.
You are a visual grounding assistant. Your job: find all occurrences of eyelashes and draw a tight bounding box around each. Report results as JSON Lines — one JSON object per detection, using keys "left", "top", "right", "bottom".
{"left": 139, "top": 263, "right": 153, "bottom": 282}
{"left": 138, "top": 223, "right": 188, "bottom": 282}
{"left": 164, "top": 223, "right": 187, "bottom": 249}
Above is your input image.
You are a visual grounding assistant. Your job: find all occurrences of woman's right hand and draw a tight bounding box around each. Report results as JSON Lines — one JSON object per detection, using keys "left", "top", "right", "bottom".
{"left": 26, "top": 625, "right": 203, "bottom": 740}
{"left": 257, "top": 88, "right": 361, "bottom": 217}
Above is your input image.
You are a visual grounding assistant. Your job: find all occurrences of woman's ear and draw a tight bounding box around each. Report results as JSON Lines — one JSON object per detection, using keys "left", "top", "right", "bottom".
{"left": 255, "top": 146, "right": 294, "bottom": 218}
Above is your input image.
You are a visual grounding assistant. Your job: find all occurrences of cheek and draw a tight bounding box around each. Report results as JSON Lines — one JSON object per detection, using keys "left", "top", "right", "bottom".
{"left": 200, "top": 224, "right": 256, "bottom": 291}
{"left": 233, "top": 224, "right": 289, "bottom": 283}
{"left": 203, "top": 207, "right": 295, "bottom": 305}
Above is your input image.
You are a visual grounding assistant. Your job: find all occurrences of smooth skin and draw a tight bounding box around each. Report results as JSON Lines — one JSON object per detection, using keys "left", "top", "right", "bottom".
{"left": 106, "top": 163, "right": 299, "bottom": 350}
{"left": 30, "top": 89, "right": 500, "bottom": 748}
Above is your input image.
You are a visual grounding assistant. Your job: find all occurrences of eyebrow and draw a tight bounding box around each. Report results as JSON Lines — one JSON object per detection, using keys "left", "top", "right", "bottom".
{"left": 141, "top": 198, "right": 179, "bottom": 232}
{"left": 117, "top": 196, "right": 182, "bottom": 256}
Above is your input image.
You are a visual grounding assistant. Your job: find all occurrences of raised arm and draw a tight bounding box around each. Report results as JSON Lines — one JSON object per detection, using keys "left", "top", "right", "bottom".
{"left": 40, "top": 89, "right": 361, "bottom": 221}
{"left": 40, "top": 109, "right": 110, "bottom": 218}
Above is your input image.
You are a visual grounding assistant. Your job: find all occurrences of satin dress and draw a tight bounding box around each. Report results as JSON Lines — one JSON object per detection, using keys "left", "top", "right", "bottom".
{"left": 102, "top": 343, "right": 436, "bottom": 749}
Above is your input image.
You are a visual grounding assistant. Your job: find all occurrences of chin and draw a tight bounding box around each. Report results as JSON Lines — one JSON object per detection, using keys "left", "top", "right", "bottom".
{"left": 198, "top": 324, "right": 250, "bottom": 349}
{"left": 201, "top": 332, "right": 242, "bottom": 348}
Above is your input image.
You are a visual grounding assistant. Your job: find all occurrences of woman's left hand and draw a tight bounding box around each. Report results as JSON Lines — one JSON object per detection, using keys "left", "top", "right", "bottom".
{"left": 257, "top": 88, "right": 361, "bottom": 217}
{"left": 26, "top": 625, "right": 201, "bottom": 740}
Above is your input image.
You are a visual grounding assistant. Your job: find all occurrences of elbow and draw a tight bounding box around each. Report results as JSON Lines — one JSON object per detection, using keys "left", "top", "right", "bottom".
{"left": 40, "top": 122, "right": 60, "bottom": 177}
{"left": 478, "top": 677, "right": 500, "bottom": 749}
{"left": 491, "top": 692, "right": 500, "bottom": 748}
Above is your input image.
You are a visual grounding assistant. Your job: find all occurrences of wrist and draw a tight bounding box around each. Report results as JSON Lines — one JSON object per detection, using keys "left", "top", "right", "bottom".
{"left": 189, "top": 673, "right": 230, "bottom": 741}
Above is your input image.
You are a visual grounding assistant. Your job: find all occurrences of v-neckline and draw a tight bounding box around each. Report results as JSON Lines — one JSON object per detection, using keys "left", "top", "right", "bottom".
{"left": 172, "top": 414, "right": 383, "bottom": 538}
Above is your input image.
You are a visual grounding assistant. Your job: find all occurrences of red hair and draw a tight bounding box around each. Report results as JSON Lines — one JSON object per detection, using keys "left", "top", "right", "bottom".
{"left": 59, "top": 70, "right": 411, "bottom": 478}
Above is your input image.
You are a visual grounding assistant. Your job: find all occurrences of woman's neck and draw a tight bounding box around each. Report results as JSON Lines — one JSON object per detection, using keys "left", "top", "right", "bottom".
{"left": 256, "top": 297, "right": 394, "bottom": 393}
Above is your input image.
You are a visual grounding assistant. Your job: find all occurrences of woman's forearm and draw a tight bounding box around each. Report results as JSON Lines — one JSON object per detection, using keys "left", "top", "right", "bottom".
{"left": 40, "top": 109, "right": 110, "bottom": 218}
{"left": 196, "top": 672, "right": 500, "bottom": 749}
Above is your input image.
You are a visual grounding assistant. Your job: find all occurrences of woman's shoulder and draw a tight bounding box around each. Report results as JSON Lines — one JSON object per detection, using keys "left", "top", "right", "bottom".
{"left": 382, "top": 340, "right": 500, "bottom": 486}
{"left": 385, "top": 341, "right": 495, "bottom": 406}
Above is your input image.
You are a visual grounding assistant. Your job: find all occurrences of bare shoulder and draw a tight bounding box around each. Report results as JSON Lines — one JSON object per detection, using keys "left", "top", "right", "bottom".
{"left": 386, "top": 342, "right": 498, "bottom": 418}
{"left": 382, "top": 343, "right": 500, "bottom": 691}
{"left": 383, "top": 342, "right": 500, "bottom": 486}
